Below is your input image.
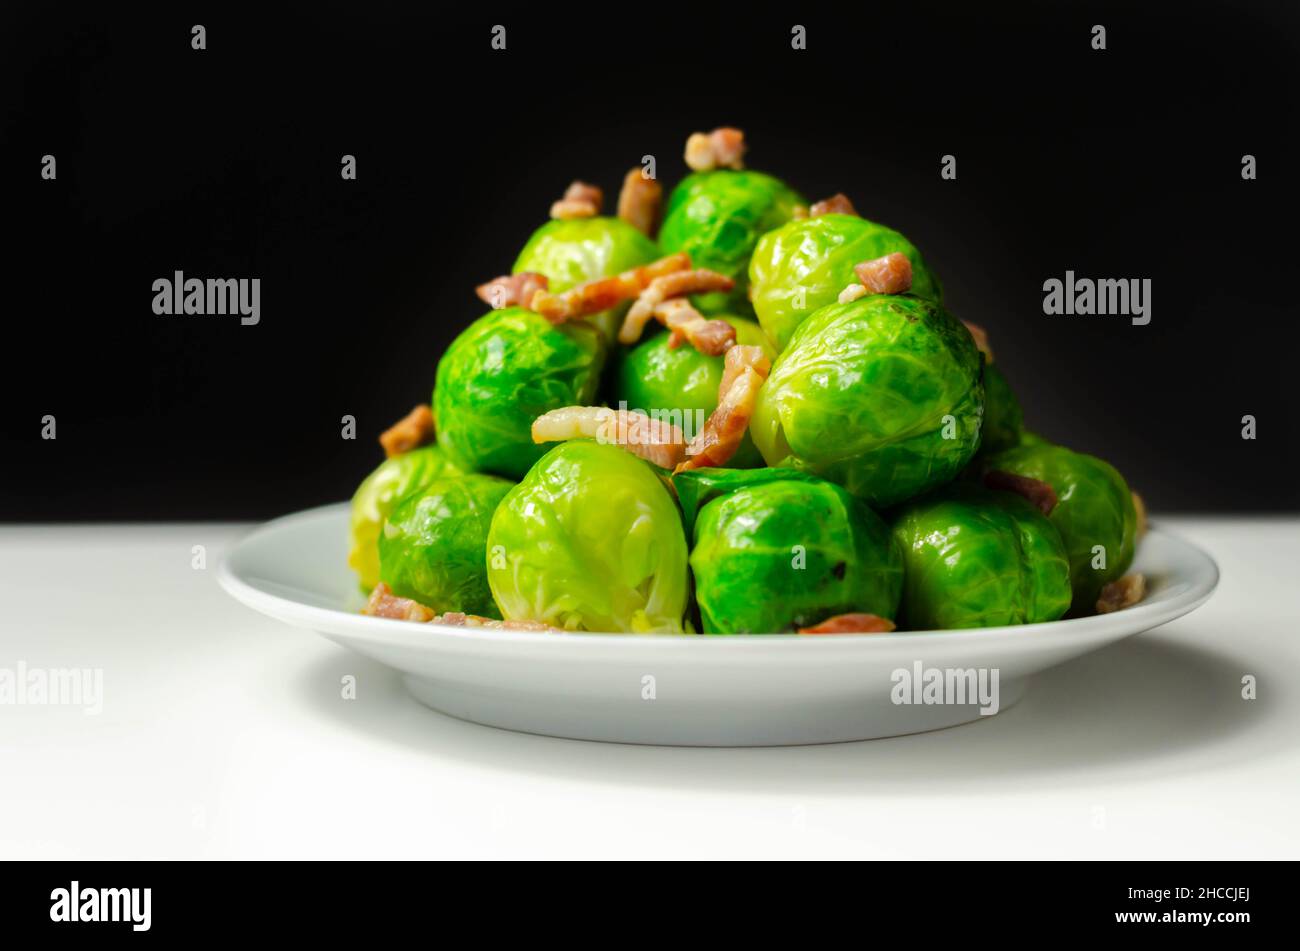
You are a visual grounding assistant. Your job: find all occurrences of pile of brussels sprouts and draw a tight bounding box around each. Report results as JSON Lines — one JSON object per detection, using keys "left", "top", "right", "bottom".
{"left": 349, "top": 129, "right": 1146, "bottom": 635}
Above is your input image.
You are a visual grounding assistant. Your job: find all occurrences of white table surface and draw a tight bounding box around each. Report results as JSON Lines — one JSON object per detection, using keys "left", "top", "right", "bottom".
{"left": 1, "top": 516, "right": 1296, "bottom": 860}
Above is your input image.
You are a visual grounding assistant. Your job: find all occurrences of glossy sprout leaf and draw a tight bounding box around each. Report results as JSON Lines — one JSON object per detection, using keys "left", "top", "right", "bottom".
{"left": 892, "top": 483, "right": 1072, "bottom": 629}
{"left": 434, "top": 307, "right": 605, "bottom": 480}
{"left": 659, "top": 170, "right": 805, "bottom": 315}
{"left": 985, "top": 442, "right": 1137, "bottom": 612}
{"left": 979, "top": 362, "right": 1025, "bottom": 456}
{"left": 514, "top": 216, "right": 659, "bottom": 341}
{"left": 749, "top": 213, "right": 942, "bottom": 350}
{"left": 683, "top": 470, "right": 902, "bottom": 634}
{"left": 672, "top": 466, "right": 825, "bottom": 534}
{"left": 347, "top": 445, "right": 462, "bottom": 591}
{"left": 487, "top": 440, "right": 690, "bottom": 633}
{"left": 378, "top": 473, "right": 513, "bottom": 617}
{"left": 615, "top": 316, "right": 775, "bottom": 469}
{"left": 751, "top": 294, "right": 984, "bottom": 508}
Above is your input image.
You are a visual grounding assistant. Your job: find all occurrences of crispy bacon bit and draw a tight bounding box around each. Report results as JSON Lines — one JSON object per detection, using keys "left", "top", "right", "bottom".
{"left": 656, "top": 298, "right": 737, "bottom": 356}
{"left": 684, "top": 127, "right": 747, "bottom": 171}
{"left": 838, "top": 283, "right": 868, "bottom": 304}
{"left": 962, "top": 320, "right": 994, "bottom": 363}
{"left": 619, "top": 268, "right": 735, "bottom": 344}
{"left": 379, "top": 405, "right": 435, "bottom": 459}
{"left": 528, "top": 252, "right": 691, "bottom": 324}
{"left": 675, "top": 346, "right": 771, "bottom": 473}
{"left": 1132, "top": 490, "right": 1148, "bottom": 541}
{"left": 531, "top": 405, "right": 687, "bottom": 470}
{"left": 617, "top": 167, "right": 663, "bottom": 236}
{"left": 711, "top": 128, "right": 747, "bottom": 168}
{"left": 550, "top": 199, "right": 598, "bottom": 219}
{"left": 476, "top": 271, "right": 549, "bottom": 310}
{"left": 549, "top": 180, "right": 603, "bottom": 219}
{"left": 364, "top": 583, "right": 435, "bottom": 622}
{"left": 854, "top": 253, "right": 913, "bottom": 295}
{"left": 564, "top": 181, "right": 603, "bottom": 207}
{"left": 1096, "top": 573, "right": 1147, "bottom": 614}
{"left": 717, "top": 344, "right": 771, "bottom": 394}
{"left": 791, "top": 205, "right": 809, "bottom": 220}
{"left": 809, "top": 193, "right": 859, "bottom": 217}
{"left": 363, "top": 586, "right": 567, "bottom": 632}
{"left": 500, "top": 619, "right": 564, "bottom": 632}
{"left": 984, "top": 470, "right": 1059, "bottom": 516}
{"left": 798, "top": 613, "right": 897, "bottom": 635}
{"left": 432, "top": 610, "right": 563, "bottom": 633}
{"left": 837, "top": 254, "right": 913, "bottom": 304}
{"left": 684, "top": 134, "right": 713, "bottom": 171}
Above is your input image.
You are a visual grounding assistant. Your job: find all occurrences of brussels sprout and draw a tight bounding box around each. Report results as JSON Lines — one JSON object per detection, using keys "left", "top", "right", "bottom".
{"left": 749, "top": 214, "right": 942, "bottom": 350}
{"left": 658, "top": 170, "right": 805, "bottom": 315}
{"left": 513, "top": 217, "right": 660, "bottom": 341}
{"left": 675, "top": 468, "right": 902, "bottom": 634}
{"left": 985, "top": 442, "right": 1138, "bottom": 611}
{"left": 434, "top": 307, "right": 605, "bottom": 480}
{"left": 377, "top": 473, "right": 513, "bottom": 617}
{"left": 892, "top": 483, "right": 1072, "bottom": 629}
{"left": 487, "top": 440, "right": 690, "bottom": 633}
{"left": 614, "top": 316, "right": 775, "bottom": 469}
{"left": 751, "top": 294, "right": 984, "bottom": 508}
{"left": 347, "top": 445, "right": 462, "bottom": 591}
{"left": 979, "top": 363, "right": 1024, "bottom": 455}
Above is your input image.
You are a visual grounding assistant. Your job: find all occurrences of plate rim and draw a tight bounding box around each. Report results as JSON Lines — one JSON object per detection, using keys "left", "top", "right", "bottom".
{"left": 217, "top": 501, "right": 1220, "bottom": 651}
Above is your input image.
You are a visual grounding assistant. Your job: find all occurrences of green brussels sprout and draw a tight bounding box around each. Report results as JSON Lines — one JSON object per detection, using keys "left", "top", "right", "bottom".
{"left": 979, "top": 363, "right": 1024, "bottom": 455}
{"left": 347, "top": 445, "right": 462, "bottom": 591}
{"left": 891, "top": 483, "right": 1072, "bottom": 629}
{"left": 985, "top": 442, "right": 1138, "bottom": 611}
{"left": 751, "top": 294, "right": 984, "bottom": 508}
{"left": 487, "top": 440, "right": 690, "bottom": 633}
{"left": 513, "top": 217, "right": 660, "bottom": 341}
{"left": 377, "top": 473, "right": 513, "bottom": 617}
{"left": 749, "top": 214, "right": 942, "bottom": 350}
{"left": 675, "top": 468, "right": 902, "bottom": 634}
{"left": 434, "top": 307, "right": 605, "bottom": 480}
{"left": 658, "top": 170, "right": 805, "bottom": 315}
{"left": 614, "top": 316, "right": 775, "bottom": 469}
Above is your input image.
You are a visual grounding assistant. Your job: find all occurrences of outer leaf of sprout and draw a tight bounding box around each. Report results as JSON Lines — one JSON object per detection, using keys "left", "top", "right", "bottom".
{"left": 659, "top": 170, "right": 805, "bottom": 315}
{"left": 891, "top": 482, "right": 1072, "bottom": 629}
{"left": 681, "top": 470, "right": 902, "bottom": 634}
{"left": 513, "top": 217, "right": 660, "bottom": 341}
{"left": 347, "top": 445, "right": 462, "bottom": 591}
{"left": 751, "top": 294, "right": 983, "bottom": 508}
{"left": 378, "top": 473, "right": 514, "bottom": 617}
{"left": 979, "top": 363, "right": 1025, "bottom": 456}
{"left": 614, "top": 316, "right": 775, "bottom": 469}
{"left": 486, "top": 441, "right": 691, "bottom": 633}
{"left": 749, "top": 214, "right": 942, "bottom": 351}
{"left": 434, "top": 307, "right": 605, "bottom": 480}
{"left": 984, "top": 442, "right": 1138, "bottom": 612}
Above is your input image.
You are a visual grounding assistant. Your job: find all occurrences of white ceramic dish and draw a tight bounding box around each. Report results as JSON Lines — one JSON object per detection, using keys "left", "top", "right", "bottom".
{"left": 218, "top": 503, "right": 1218, "bottom": 746}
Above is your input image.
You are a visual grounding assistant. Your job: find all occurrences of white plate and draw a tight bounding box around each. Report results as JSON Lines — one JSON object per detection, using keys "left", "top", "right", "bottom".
{"left": 218, "top": 503, "right": 1218, "bottom": 746}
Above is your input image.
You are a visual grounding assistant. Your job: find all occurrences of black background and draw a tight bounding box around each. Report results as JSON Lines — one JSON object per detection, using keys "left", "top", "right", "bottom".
{"left": 0, "top": 860, "right": 1270, "bottom": 939}
{"left": 2, "top": 1, "right": 1297, "bottom": 520}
